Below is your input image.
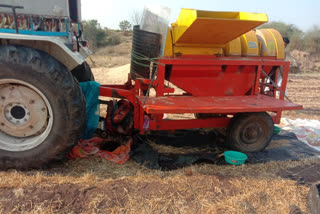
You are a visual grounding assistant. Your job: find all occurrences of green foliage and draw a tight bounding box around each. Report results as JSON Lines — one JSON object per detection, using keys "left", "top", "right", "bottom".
{"left": 289, "top": 33, "right": 305, "bottom": 51}
{"left": 82, "top": 20, "right": 122, "bottom": 52}
{"left": 259, "top": 21, "right": 303, "bottom": 51}
{"left": 304, "top": 26, "right": 320, "bottom": 53}
{"left": 119, "top": 20, "right": 132, "bottom": 32}
{"left": 259, "top": 21, "right": 303, "bottom": 38}
{"left": 82, "top": 20, "right": 108, "bottom": 51}
{"left": 259, "top": 21, "right": 320, "bottom": 53}
{"left": 107, "top": 35, "right": 121, "bottom": 46}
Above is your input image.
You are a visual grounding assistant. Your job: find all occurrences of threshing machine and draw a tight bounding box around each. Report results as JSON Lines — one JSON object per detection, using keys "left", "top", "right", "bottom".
{"left": 100, "top": 9, "right": 302, "bottom": 152}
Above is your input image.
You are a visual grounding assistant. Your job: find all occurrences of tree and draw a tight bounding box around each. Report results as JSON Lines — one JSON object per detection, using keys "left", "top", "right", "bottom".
{"left": 119, "top": 20, "right": 132, "bottom": 32}
{"left": 259, "top": 21, "right": 303, "bottom": 38}
{"left": 130, "top": 9, "right": 143, "bottom": 26}
{"left": 289, "top": 33, "right": 305, "bottom": 51}
{"left": 304, "top": 26, "right": 320, "bottom": 53}
{"left": 259, "top": 21, "right": 304, "bottom": 51}
{"left": 82, "top": 20, "right": 108, "bottom": 51}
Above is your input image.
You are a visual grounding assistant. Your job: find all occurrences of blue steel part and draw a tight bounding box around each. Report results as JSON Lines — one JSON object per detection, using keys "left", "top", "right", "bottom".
{"left": 0, "top": 28, "right": 68, "bottom": 37}
{"left": 0, "top": 17, "right": 71, "bottom": 37}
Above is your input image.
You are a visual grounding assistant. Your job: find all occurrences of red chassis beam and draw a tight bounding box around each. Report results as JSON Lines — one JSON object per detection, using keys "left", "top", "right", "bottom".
{"left": 149, "top": 118, "right": 231, "bottom": 131}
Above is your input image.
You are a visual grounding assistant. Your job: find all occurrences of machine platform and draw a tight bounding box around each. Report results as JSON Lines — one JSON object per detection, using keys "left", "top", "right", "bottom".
{"left": 138, "top": 94, "right": 302, "bottom": 114}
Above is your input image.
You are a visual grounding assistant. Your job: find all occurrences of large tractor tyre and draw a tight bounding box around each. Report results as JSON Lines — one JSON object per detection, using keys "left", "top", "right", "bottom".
{"left": 71, "top": 61, "right": 94, "bottom": 82}
{"left": 226, "top": 112, "right": 274, "bottom": 152}
{"left": 0, "top": 45, "right": 86, "bottom": 170}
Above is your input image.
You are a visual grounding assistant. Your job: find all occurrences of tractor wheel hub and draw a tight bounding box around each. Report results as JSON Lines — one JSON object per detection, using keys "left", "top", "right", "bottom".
{"left": 4, "top": 103, "right": 30, "bottom": 126}
{"left": 240, "top": 123, "right": 262, "bottom": 144}
{"left": 0, "top": 84, "right": 48, "bottom": 138}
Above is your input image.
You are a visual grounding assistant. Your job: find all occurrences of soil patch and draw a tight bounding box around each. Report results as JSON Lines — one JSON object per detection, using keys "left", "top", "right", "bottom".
{"left": 0, "top": 175, "right": 308, "bottom": 214}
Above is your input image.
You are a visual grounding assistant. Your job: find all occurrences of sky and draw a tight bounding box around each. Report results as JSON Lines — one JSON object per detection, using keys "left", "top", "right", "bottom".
{"left": 81, "top": 0, "right": 320, "bottom": 31}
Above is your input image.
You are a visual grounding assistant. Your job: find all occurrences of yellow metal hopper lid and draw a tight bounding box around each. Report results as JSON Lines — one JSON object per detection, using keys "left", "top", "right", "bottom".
{"left": 173, "top": 9, "right": 268, "bottom": 45}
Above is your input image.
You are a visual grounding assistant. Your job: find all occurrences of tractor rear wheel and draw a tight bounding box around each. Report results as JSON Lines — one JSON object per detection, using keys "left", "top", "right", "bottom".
{"left": 226, "top": 112, "right": 274, "bottom": 152}
{"left": 71, "top": 61, "right": 94, "bottom": 82}
{"left": 0, "top": 45, "right": 86, "bottom": 169}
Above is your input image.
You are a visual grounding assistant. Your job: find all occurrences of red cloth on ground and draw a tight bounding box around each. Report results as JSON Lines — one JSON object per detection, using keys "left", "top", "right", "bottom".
{"left": 67, "top": 137, "right": 132, "bottom": 164}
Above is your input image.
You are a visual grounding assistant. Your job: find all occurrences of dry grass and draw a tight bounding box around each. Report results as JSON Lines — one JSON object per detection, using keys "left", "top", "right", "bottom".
{"left": 0, "top": 158, "right": 318, "bottom": 213}
{"left": 283, "top": 73, "right": 320, "bottom": 120}
{"left": 89, "top": 55, "right": 130, "bottom": 68}
{"left": 88, "top": 31, "right": 132, "bottom": 68}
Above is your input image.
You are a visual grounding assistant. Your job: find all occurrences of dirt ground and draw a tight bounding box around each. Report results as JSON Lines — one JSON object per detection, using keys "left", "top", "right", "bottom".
{"left": 283, "top": 73, "right": 320, "bottom": 120}
{"left": 0, "top": 67, "right": 319, "bottom": 214}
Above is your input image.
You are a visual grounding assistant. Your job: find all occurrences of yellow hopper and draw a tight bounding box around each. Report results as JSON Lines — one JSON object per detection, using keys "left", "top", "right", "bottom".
{"left": 172, "top": 9, "right": 268, "bottom": 45}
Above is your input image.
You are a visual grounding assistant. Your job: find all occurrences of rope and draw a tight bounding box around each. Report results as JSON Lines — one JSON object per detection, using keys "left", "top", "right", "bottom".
{"left": 131, "top": 49, "right": 165, "bottom": 66}
{"left": 131, "top": 58, "right": 157, "bottom": 68}
{"left": 130, "top": 50, "right": 166, "bottom": 105}
{"left": 143, "top": 67, "right": 158, "bottom": 105}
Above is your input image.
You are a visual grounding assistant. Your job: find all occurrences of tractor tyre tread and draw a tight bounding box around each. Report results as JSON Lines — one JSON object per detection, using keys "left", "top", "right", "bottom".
{"left": 71, "top": 61, "right": 94, "bottom": 82}
{"left": 0, "top": 45, "right": 86, "bottom": 170}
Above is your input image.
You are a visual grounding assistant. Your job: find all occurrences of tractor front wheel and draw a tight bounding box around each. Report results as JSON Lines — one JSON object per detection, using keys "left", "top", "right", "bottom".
{"left": 226, "top": 112, "right": 274, "bottom": 152}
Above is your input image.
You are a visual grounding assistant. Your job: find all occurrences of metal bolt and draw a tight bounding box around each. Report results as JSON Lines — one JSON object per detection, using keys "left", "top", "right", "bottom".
{"left": 16, "top": 121, "right": 20, "bottom": 124}
{"left": 29, "top": 125, "right": 34, "bottom": 129}
{"left": 8, "top": 103, "right": 13, "bottom": 107}
{"left": 41, "top": 108, "right": 46, "bottom": 112}
{"left": 8, "top": 117, "right": 12, "bottom": 121}
{"left": 29, "top": 100, "right": 35, "bottom": 104}
{"left": 27, "top": 112, "right": 30, "bottom": 116}
{"left": 24, "top": 119, "right": 27, "bottom": 122}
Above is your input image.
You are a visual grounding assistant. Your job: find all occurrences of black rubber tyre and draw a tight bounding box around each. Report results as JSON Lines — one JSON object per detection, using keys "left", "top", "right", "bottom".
{"left": 226, "top": 112, "right": 274, "bottom": 152}
{"left": 0, "top": 45, "right": 86, "bottom": 169}
{"left": 71, "top": 61, "right": 95, "bottom": 82}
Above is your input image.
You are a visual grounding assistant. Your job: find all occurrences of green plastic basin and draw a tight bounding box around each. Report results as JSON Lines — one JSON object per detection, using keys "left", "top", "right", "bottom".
{"left": 274, "top": 125, "right": 281, "bottom": 135}
{"left": 224, "top": 151, "right": 248, "bottom": 165}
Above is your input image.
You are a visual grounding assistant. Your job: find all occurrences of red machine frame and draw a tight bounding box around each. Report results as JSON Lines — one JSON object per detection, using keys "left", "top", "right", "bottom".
{"left": 99, "top": 56, "right": 302, "bottom": 134}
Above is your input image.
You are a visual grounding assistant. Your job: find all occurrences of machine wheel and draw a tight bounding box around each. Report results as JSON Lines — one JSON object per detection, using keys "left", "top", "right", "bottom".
{"left": 0, "top": 45, "right": 86, "bottom": 169}
{"left": 226, "top": 112, "right": 274, "bottom": 152}
{"left": 71, "top": 61, "right": 95, "bottom": 82}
